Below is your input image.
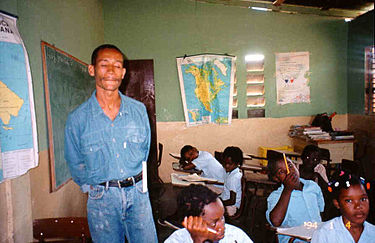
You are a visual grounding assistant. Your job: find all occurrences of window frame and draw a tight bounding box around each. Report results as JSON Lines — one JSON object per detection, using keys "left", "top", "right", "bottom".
{"left": 365, "top": 46, "right": 375, "bottom": 115}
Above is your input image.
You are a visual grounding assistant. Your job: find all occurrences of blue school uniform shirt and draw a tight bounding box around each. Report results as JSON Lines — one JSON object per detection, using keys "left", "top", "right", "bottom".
{"left": 266, "top": 178, "right": 325, "bottom": 243}
{"left": 311, "top": 216, "right": 375, "bottom": 243}
{"left": 220, "top": 167, "right": 242, "bottom": 208}
{"left": 192, "top": 151, "right": 226, "bottom": 183}
{"left": 64, "top": 91, "right": 150, "bottom": 190}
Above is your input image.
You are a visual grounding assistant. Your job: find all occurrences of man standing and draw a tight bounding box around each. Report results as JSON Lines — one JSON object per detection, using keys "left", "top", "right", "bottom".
{"left": 64, "top": 44, "right": 158, "bottom": 242}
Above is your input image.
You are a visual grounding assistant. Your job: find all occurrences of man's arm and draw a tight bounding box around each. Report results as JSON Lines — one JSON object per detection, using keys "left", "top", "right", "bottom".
{"left": 64, "top": 114, "right": 86, "bottom": 188}
{"left": 269, "top": 173, "right": 298, "bottom": 227}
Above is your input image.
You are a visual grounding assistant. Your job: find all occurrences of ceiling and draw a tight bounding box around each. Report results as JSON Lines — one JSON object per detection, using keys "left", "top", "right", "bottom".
{"left": 194, "top": 0, "right": 374, "bottom": 19}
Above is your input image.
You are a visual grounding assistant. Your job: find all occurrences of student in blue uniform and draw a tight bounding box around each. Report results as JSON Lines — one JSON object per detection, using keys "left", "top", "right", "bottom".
{"left": 311, "top": 171, "right": 375, "bottom": 243}
{"left": 220, "top": 146, "right": 243, "bottom": 216}
{"left": 265, "top": 150, "right": 324, "bottom": 243}
{"left": 180, "top": 145, "right": 226, "bottom": 184}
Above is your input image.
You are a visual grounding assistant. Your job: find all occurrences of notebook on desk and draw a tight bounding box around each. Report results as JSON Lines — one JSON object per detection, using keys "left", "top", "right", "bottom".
{"left": 276, "top": 222, "right": 322, "bottom": 241}
{"left": 171, "top": 173, "right": 205, "bottom": 186}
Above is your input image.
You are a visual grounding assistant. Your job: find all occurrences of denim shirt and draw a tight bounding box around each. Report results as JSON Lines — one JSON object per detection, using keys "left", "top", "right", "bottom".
{"left": 64, "top": 91, "right": 150, "bottom": 188}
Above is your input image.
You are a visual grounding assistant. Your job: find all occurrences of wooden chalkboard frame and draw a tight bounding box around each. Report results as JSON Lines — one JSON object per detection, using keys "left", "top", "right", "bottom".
{"left": 41, "top": 41, "right": 93, "bottom": 192}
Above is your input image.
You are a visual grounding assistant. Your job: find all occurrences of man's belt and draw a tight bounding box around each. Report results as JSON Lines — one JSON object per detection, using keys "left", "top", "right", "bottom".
{"left": 99, "top": 172, "right": 142, "bottom": 188}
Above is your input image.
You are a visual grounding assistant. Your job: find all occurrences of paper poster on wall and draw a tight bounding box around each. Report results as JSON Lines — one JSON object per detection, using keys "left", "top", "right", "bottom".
{"left": 177, "top": 54, "right": 236, "bottom": 126}
{"left": 0, "top": 11, "right": 38, "bottom": 183}
{"left": 276, "top": 52, "right": 310, "bottom": 105}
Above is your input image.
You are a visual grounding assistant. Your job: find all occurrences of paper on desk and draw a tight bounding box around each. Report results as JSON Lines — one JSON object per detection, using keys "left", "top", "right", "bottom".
{"left": 171, "top": 173, "right": 204, "bottom": 186}
{"left": 276, "top": 222, "right": 322, "bottom": 240}
{"left": 179, "top": 173, "right": 217, "bottom": 182}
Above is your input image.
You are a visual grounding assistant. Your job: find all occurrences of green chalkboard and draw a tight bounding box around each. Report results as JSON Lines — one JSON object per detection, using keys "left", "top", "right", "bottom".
{"left": 41, "top": 41, "right": 95, "bottom": 191}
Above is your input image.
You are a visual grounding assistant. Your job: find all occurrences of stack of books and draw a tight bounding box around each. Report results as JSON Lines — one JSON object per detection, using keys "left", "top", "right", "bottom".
{"left": 289, "top": 125, "right": 331, "bottom": 141}
{"left": 330, "top": 131, "right": 354, "bottom": 140}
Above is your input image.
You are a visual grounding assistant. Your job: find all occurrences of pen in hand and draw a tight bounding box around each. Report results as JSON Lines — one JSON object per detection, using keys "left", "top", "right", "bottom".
{"left": 283, "top": 153, "right": 290, "bottom": 174}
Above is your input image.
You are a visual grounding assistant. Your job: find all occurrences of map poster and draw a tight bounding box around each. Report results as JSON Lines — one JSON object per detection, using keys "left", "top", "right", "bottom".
{"left": 177, "top": 54, "right": 236, "bottom": 126}
{"left": 276, "top": 52, "right": 310, "bottom": 105}
{"left": 0, "top": 11, "right": 38, "bottom": 183}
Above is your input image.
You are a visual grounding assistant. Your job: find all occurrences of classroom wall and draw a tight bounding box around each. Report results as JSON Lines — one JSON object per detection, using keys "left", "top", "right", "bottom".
{"left": 103, "top": 0, "right": 348, "bottom": 121}
{"left": 347, "top": 10, "right": 375, "bottom": 180}
{"left": 157, "top": 114, "right": 348, "bottom": 182}
{"left": 0, "top": 0, "right": 104, "bottom": 242}
{"left": 347, "top": 10, "right": 374, "bottom": 115}
{"left": 0, "top": 0, "right": 368, "bottom": 241}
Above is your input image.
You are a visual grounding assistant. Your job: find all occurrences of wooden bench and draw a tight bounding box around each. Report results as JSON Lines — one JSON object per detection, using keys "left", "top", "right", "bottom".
{"left": 33, "top": 217, "right": 91, "bottom": 242}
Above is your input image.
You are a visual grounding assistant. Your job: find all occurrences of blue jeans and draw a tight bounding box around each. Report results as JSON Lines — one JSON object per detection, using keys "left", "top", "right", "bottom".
{"left": 87, "top": 180, "right": 158, "bottom": 243}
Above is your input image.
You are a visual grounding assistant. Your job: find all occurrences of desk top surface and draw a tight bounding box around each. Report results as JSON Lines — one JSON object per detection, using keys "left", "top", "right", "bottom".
{"left": 293, "top": 136, "right": 354, "bottom": 144}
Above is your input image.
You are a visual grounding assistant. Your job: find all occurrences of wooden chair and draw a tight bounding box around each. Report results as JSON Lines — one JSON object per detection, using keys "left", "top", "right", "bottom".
{"left": 156, "top": 143, "right": 164, "bottom": 184}
{"left": 33, "top": 217, "right": 91, "bottom": 242}
{"left": 225, "top": 176, "right": 249, "bottom": 232}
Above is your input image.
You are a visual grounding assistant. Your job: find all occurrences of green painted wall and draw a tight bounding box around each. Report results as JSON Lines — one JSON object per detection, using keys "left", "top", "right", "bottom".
{"left": 347, "top": 10, "right": 374, "bottom": 114}
{"left": 1, "top": 0, "right": 104, "bottom": 150}
{"left": 103, "top": 0, "right": 348, "bottom": 121}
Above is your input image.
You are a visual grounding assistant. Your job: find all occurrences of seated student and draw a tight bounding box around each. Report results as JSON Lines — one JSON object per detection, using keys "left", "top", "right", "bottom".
{"left": 300, "top": 144, "right": 336, "bottom": 221}
{"left": 299, "top": 145, "right": 329, "bottom": 185}
{"left": 180, "top": 145, "right": 226, "bottom": 184}
{"left": 265, "top": 150, "right": 324, "bottom": 243}
{"left": 164, "top": 184, "right": 253, "bottom": 243}
{"left": 311, "top": 171, "right": 375, "bottom": 243}
{"left": 220, "top": 146, "right": 243, "bottom": 216}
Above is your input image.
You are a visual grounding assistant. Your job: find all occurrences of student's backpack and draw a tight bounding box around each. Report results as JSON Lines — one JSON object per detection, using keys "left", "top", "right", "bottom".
{"left": 311, "top": 112, "right": 336, "bottom": 132}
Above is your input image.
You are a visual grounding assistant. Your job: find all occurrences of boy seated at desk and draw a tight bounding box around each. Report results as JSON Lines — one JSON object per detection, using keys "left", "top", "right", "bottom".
{"left": 300, "top": 145, "right": 329, "bottom": 186}
{"left": 300, "top": 145, "right": 336, "bottom": 220}
{"left": 220, "top": 146, "right": 243, "bottom": 216}
{"left": 164, "top": 184, "right": 253, "bottom": 243}
{"left": 265, "top": 150, "right": 325, "bottom": 243}
{"left": 180, "top": 145, "right": 226, "bottom": 184}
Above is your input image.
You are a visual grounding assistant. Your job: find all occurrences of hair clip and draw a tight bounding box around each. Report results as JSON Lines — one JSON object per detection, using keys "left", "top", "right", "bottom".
{"left": 339, "top": 171, "right": 345, "bottom": 176}
{"left": 328, "top": 186, "right": 332, "bottom": 192}
{"left": 366, "top": 182, "right": 371, "bottom": 190}
{"left": 346, "top": 181, "right": 350, "bottom": 188}
{"left": 334, "top": 182, "right": 339, "bottom": 187}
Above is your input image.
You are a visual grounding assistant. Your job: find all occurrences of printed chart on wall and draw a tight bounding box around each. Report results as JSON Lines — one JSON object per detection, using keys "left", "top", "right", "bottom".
{"left": 276, "top": 52, "right": 310, "bottom": 105}
{"left": 0, "top": 11, "right": 38, "bottom": 183}
{"left": 177, "top": 54, "right": 236, "bottom": 126}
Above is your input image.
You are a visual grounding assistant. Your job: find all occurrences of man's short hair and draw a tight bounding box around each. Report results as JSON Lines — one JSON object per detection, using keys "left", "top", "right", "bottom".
{"left": 177, "top": 184, "right": 219, "bottom": 218}
{"left": 223, "top": 146, "right": 243, "bottom": 166}
{"left": 91, "top": 44, "right": 125, "bottom": 65}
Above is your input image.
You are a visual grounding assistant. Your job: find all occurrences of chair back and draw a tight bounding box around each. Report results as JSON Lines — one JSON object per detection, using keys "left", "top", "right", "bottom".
{"left": 33, "top": 217, "right": 91, "bottom": 242}
{"left": 228, "top": 176, "right": 247, "bottom": 220}
{"left": 157, "top": 143, "right": 163, "bottom": 167}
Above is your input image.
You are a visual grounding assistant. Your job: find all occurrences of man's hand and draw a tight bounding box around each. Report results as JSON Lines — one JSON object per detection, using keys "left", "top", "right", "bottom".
{"left": 182, "top": 216, "right": 219, "bottom": 243}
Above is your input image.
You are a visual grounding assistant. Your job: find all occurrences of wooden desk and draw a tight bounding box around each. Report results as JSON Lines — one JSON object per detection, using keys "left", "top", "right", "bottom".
{"left": 170, "top": 173, "right": 223, "bottom": 194}
{"left": 172, "top": 162, "right": 202, "bottom": 174}
{"left": 292, "top": 137, "right": 354, "bottom": 164}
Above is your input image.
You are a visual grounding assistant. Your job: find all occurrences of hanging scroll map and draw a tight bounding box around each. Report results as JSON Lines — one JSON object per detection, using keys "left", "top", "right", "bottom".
{"left": 177, "top": 54, "right": 236, "bottom": 126}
